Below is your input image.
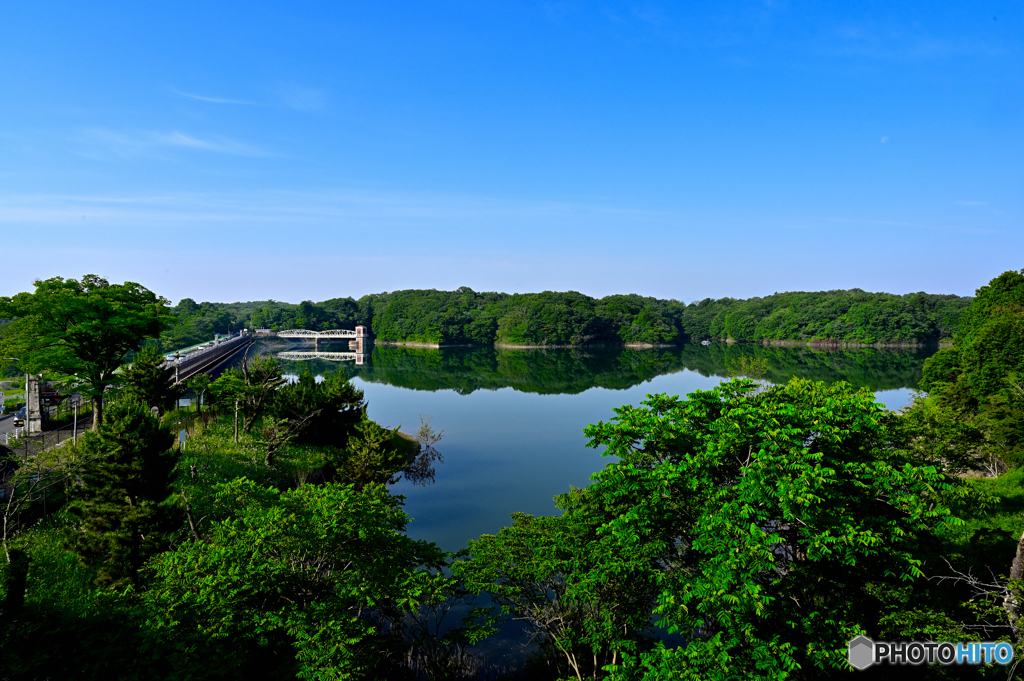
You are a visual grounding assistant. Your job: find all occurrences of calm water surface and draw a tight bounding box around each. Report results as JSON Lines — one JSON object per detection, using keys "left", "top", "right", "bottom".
{"left": 267, "top": 342, "right": 936, "bottom": 552}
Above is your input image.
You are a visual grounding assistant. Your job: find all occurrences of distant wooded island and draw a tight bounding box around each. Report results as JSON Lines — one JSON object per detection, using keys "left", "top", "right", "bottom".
{"left": 162, "top": 287, "right": 971, "bottom": 350}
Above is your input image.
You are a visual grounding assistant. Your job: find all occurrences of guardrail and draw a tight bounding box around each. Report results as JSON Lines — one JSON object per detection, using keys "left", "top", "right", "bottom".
{"left": 1, "top": 412, "right": 90, "bottom": 449}
{"left": 163, "top": 331, "right": 252, "bottom": 367}
{"left": 163, "top": 332, "right": 254, "bottom": 384}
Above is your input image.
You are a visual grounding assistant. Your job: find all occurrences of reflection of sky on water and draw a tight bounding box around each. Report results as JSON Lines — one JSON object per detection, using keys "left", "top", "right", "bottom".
{"left": 281, "top": 374, "right": 324, "bottom": 384}
{"left": 873, "top": 388, "right": 917, "bottom": 412}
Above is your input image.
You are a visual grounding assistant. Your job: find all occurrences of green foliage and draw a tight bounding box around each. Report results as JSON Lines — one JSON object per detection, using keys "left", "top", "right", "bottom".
{"left": 160, "top": 297, "right": 237, "bottom": 349}
{"left": 159, "top": 297, "right": 371, "bottom": 350}
{"left": 259, "top": 370, "right": 364, "bottom": 467}
{"left": 120, "top": 345, "right": 178, "bottom": 413}
{"left": 364, "top": 288, "right": 687, "bottom": 347}
{"left": 358, "top": 287, "right": 967, "bottom": 346}
{"left": 572, "top": 378, "right": 963, "bottom": 679}
{"left": 0, "top": 274, "right": 173, "bottom": 427}
{"left": 185, "top": 372, "right": 212, "bottom": 413}
{"left": 950, "top": 269, "right": 1024, "bottom": 402}
{"left": 143, "top": 478, "right": 447, "bottom": 680}
{"left": 0, "top": 520, "right": 166, "bottom": 681}
{"left": 331, "top": 419, "right": 410, "bottom": 489}
{"left": 455, "top": 496, "right": 661, "bottom": 680}
{"left": 156, "top": 287, "right": 969, "bottom": 351}
{"left": 939, "top": 467, "right": 1024, "bottom": 573}
{"left": 684, "top": 289, "right": 969, "bottom": 344}
{"left": 919, "top": 347, "right": 961, "bottom": 393}
{"left": 1, "top": 436, "right": 89, "bottom": 554}
{"left": 211, "top": 354, "right": 287, "bottom": 434}
{"left": 919, "top": 269, "right": 1024, "bottom": 467}
{"left": 67, "top": 398, "right": 177, "bottom": 587}
{"left": 726, "top": 354, "right": 770, "bottom": 380}
{"left": 271, "top": 370, "right": 366, "bottom": 448}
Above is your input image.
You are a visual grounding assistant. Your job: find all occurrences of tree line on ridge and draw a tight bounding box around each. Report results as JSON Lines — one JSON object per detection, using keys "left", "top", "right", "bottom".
{"left": 161, "top": 286, "right": 971, "bottom": 350}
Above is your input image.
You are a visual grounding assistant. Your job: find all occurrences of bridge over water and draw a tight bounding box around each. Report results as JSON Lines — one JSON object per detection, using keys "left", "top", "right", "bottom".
{"left": 275, "top": 326, "right": 369, "bottom": 350}
{"left": 275, "top": 326, "right": 370, "bottom": 363}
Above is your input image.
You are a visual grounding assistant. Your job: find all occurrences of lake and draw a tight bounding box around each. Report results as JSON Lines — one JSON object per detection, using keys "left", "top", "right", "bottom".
{"left": 264, "top": 341, "right": 936, "bottom": 553}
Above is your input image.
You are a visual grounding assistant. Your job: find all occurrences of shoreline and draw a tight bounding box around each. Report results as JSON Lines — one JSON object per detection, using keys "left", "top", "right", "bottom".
{"left": 374, "top": 339, "right": 952, "bottom": 350}
{"left": 756, "top": 339, "right": 951, "bottom": 349}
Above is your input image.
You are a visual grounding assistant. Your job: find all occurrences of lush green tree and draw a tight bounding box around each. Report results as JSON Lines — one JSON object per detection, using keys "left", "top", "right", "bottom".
{"left": 683, "top": 289, "right": 969, "bottom": 344}
{"left": 920, "top": 269, "right": 1024, "bottom": 467}
{"left": 210, "top": 355, "right": 286, "bottom": 437}
{"left": 332, "top": 419, "right": 410, "bottom": 489}
{"left": 121, "top": 345, "right": 178, "bottom": 413}
{"left": 67, "top": 398, "right": 176, "bottom": 587}
{"left": 185, "top": 373, "right": 212, "bottom": 416}
{"left": 568, "top": 378, "right": 964, "bottom": 679}
{"left": 143, "top": 478, "right": 448, "bottom": 681}
{"left": 271, "top": 370, "right": 366, "bottom": 449}
{"left": 0, "top": 275, "right": 173, "bottom": 430}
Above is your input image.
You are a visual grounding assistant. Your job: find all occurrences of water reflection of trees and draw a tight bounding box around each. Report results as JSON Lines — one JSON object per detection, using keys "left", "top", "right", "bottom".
{"left": 678, "top": 343, "right": 934, "bottom": 390}
{"left": 273, "top": 343, "right": 935, "bottom": 395}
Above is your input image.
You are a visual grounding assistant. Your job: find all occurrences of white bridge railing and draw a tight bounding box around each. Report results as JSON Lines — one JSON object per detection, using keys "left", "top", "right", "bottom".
{"left": 277, "top": 351, "right": 360, "bottom": 362}
{"left": 276, "top": 329, "right": 360, "bottom": 339}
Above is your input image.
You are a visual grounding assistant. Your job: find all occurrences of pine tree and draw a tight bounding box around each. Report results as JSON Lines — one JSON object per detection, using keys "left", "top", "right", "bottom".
{"left": 68, "top": 397, "right": 177, "bottom": 587}
{"left": 121, "top": 345, "right": 178, "bottom": 413}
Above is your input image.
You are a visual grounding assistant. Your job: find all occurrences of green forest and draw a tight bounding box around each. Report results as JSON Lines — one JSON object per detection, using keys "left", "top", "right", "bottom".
{"left": 1, "top": 270, "right": 1021, "bottom": 680}
{"left": 158, "top": 287, "right": 971, "bottom": 350}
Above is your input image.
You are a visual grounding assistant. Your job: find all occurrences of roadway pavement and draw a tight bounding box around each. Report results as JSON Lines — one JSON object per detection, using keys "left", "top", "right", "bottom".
{"left": 0, "top": 413, "right": 17, "bottom": 436}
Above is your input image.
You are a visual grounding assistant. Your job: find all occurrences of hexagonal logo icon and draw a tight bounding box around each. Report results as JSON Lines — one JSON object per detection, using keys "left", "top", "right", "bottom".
{"left": 848, "top": 636, "right": 874, "bottom": 670}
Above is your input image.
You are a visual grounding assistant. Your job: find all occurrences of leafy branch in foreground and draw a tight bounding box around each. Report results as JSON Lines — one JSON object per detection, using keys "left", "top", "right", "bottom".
{"left": 143, "top": 478, "right": 448, "bottom": 680}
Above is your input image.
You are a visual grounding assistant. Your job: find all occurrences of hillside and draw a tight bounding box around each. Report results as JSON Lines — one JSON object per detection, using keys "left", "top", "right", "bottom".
{"left": 160, "top": 287, "right": 972, "bottom": 350}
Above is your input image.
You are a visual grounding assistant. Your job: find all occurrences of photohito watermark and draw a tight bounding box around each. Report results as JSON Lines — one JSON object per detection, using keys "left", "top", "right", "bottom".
{"left": 848, "top": 636, "right": 1014, "bottom": 670}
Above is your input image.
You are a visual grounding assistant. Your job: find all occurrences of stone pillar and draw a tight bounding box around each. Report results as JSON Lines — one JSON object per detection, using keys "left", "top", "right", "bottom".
{"left": 26, "top": 374, "right": 43, "bottom": 434}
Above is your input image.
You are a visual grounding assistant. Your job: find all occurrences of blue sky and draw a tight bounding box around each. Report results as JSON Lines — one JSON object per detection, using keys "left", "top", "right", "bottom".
{"left": 1, "top": 1, "right": 1020, "bottom": 304}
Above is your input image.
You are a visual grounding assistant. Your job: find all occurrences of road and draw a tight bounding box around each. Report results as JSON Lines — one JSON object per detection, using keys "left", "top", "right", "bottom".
{"left": 0, "top": 393, "right": 84, "bottom": 441}
{"left": 0, "top": 413, "right": 15, "bottom": 436}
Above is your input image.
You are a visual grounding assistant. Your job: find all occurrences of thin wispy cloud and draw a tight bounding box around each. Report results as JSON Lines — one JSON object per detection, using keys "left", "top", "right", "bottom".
{"left": 276, "top": 84, "right": 327, "bottom": 111}
{"left": 74, "top": 128, "right": 268, "bottom": 158}
{"left": 171, "top": 89, "right": 262, "bottom": 106}
{"left": 823, "top": 22, "right": 1004, "bottom": 61}
{"left": 0, "top": 189, "right": 677, "bottom": 233}
{"left": 173, "top": 85, "right": 327, "bottom": 112}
